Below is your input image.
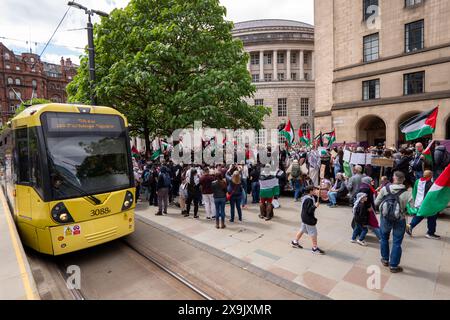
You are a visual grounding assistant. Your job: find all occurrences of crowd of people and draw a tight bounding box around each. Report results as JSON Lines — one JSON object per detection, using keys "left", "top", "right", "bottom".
{"left": 131, "top": 139, "right": 449, "bottom": 273}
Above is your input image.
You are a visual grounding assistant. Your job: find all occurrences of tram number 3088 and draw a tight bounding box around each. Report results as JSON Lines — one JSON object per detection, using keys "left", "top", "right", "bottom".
{"left": 90, "top": 207, "right": 111, "bottom": 217}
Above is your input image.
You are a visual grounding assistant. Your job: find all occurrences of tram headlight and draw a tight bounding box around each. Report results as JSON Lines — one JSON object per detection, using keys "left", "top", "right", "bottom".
{"left": 51, "top": 202, "right": 75, "bottom": 224}
{"left": 122, "top": 191, "right": 134, "bottom": 211}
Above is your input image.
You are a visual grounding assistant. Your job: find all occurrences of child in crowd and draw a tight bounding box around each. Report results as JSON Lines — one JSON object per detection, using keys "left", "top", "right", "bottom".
{"left": 291, "top": 185, "right": 325, "bottom": 255}
{"left": 351, "top": 193, "right": 370, "bottom": 246}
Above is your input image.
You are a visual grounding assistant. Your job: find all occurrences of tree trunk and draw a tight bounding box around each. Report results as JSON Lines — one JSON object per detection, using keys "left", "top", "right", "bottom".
{"left": 143, "top": 125, "right": 151, "bottom": 160}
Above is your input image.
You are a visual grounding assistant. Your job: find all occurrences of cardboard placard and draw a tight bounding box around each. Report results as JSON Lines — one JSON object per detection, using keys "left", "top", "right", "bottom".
{"left": 371, "top": 157, "right": 394, "bottom": 167}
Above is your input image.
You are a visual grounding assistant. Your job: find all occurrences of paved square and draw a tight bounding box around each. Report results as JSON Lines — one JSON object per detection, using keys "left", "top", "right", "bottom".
{"left": 135, "top": 196, "right": 450, "bottom": 300}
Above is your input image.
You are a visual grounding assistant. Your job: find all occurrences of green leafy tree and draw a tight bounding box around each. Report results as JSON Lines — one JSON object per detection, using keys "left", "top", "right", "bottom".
{"left": 67, "top": 0, "right": 270, "bottom": 153}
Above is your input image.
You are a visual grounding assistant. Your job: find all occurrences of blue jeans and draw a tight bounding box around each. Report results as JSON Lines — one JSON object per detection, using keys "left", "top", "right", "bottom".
{"left": 371, "top": 227, "right": 381, "bottom": 240}
{"left": 334, "top": 165, "right": 341, "bottom": 178}
{"left": 410, "top": 214, "right": 438, "bottom": 235}
{"left": 415, "top": 171, "right": 423, "bottom": 181}
{"left": 230, "top": 194, "right": 242, "bottom": 221}
{"left": 352, "top": 224, "right": 368, "bottom": 241}
{"left": 214, "top": 198, "right": 226, "bottom": 221}
{"left": 251, "top": 182, "right": 260, "bottom": 203}
{"left": 293, "top": 179, "right": 302, "bottom": 200}
{"left": 380, "top": 217, "right": 406, "bottom": 268}
{"left": 328, "top": 191, "right": 337, "bottom": 205}
{"left": 241, "top": 178, "right": 248, "bottom": 206}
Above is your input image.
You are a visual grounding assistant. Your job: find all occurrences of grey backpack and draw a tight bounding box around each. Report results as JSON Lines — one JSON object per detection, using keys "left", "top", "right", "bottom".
{"left": 379, "top": 185, "right": 406, "bottom": 222}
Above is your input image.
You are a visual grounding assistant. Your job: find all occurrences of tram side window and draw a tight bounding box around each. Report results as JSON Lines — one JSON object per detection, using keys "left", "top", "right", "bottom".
{"left": 15, "top": 128, "right": 30, "bottom": 183}
{"left": 28, "top": 127, "right": 43, "bottom": 195}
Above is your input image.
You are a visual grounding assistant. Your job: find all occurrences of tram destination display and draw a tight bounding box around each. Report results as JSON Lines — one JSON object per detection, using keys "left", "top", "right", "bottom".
{"left": 43, "top": 112, "right": 123, "bottom": 133}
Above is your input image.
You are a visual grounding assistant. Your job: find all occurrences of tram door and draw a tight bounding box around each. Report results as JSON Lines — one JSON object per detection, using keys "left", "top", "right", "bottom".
{"left": 14, "top": 128, "right": 32, "bottom": 221}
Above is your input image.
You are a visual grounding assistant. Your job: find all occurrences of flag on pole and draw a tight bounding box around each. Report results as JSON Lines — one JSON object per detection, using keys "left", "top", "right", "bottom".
{"left": 150, "top": 138, "right": 170, "bottom": 160}
{"left": 417, "top": 164, "right": 450, "bottom": 217}
{"left": 131, "top": 146, "right": 140, "bottom": 158}
{"left": 400, "top": 106, "right": 439, "bottom": 141}
{"left": 299, "top": 128, "right": 310, "bottom": 146}
{"left": 422, "top": 140, "right": 434, "bottom": 164}
{"left": 314, "top": 132, "right": 324, "bottom": 147}
{"left": 280, "top": 120, "right": 295, "bottom": 146}
{"left": 324, "top": 129, "right": 336, "bottom": 146}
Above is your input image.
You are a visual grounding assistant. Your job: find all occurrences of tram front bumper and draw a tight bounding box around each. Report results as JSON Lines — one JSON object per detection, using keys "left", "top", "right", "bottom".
{"left": 49, "top": 210, "right": 134, "bottom": 255}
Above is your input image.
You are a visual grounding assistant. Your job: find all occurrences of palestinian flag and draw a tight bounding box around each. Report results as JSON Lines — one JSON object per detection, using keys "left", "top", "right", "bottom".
{"left": 422, "top": 140, "right": 434, "bottom": 164}
{"left": 400, "top": 106, "right": 439, "bottom": 141}
{"left": 150, "top": 139, "right": 170, "bottom": 160}
{"left": 324, "top": 129, "right": 336, "bottom": 146}
{"left": 131, "top": 146, "right": 140, "bottom": 158}
{"left": 280, "top": 120, "right": 295, "bottom": 146}
{"left": 299, "top": 128, "right": 310, "bottom": 146}
{"left": 314, "top": 132, "right": 324, "bottom": 147}
{"left": 417, "top": 164, "right": 450, "bottom": 217}
{"left": 259, "top": 177, "right": 280, "bottom": 198}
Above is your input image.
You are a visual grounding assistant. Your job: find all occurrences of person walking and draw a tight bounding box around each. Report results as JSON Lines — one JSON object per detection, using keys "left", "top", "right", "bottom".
{"left": 155, "top": 165, "right": 171, "bottom": 215}
{"left": 406, "top": 170, "right": 440, "bottom": 239}
{"left": 351, "top": 193, "right": 370, "bottom": 246}
{"left": 212, "top": 173, "right": 227, "bottom": 229}
{"left": 226, "top": 169, "right": 243, "bottom": 223}
{"left": 375, "top": 171, "right": 411, "bottom": 273}
{"left": 200, "top": 168, "right": 216, "bottom": 220}
{"left": 291, "top": 185, "right": 325, "bottom": 255}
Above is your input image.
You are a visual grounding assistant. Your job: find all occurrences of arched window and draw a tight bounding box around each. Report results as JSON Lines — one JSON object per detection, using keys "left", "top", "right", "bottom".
{"left": 15, "top": 78, "right": 21, "bottom": 85}
{"left": 4, "top": 52, "right": 10, "bottom": 60}
{"left": 9, "top": 90, "right": 15, "bottom": 99}
{"left": 7, "top": 77, "right": 13, "bottom": 85}
{"left": 301, "top": 123, "right": 310, "bottom": 133}
{"left": 32, "top": 79, "right": 37, "bottom": 88}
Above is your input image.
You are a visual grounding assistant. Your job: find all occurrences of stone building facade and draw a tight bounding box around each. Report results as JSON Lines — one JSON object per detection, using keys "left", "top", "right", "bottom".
{"left": 314, "top": 0, "right": 450, "bottom": 148}
{"left": 232, "top": 19, "right": 315, "bottom": 143}
{"left": 0, "top": 42, "right": 77, "bottom": 125}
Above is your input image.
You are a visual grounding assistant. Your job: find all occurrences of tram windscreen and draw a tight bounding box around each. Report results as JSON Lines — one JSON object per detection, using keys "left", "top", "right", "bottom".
{"left": 42, "top": 112, "right": 132, "bottom": 200}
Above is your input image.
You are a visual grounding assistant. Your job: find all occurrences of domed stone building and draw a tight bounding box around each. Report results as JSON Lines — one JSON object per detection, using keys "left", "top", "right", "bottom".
{"left": 232, "top": 19, "right": 315, "bottom": 144}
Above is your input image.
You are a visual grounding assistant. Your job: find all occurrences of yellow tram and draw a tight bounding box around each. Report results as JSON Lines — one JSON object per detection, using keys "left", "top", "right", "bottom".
{"left": 0, "top": 103, "right": 135, "bottom": 255}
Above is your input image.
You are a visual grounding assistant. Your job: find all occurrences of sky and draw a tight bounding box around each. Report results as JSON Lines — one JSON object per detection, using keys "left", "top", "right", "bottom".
{"left": 0, "top": 0, "right": 313, "bottom": 65}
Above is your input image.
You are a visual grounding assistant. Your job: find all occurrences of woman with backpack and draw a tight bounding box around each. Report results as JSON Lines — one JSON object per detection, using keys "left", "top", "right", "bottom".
{"left": 287, "top": 159, "right": 302, "bottom": 201}
{"left": 226, "top": 168, "right": 243, "bottom": 222}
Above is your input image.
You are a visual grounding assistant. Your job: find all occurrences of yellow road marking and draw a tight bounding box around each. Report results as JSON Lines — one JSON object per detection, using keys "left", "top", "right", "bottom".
{"left": 0, "top": 191, "right": 38, "bottom": 300}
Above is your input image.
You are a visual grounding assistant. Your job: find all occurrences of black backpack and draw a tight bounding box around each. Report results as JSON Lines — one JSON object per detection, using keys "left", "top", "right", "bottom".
{"left": 379, "top": 185, "right": 406, "bottom": 222}
{"left": 436, "top": 148, "right": 450, "bottom": 168}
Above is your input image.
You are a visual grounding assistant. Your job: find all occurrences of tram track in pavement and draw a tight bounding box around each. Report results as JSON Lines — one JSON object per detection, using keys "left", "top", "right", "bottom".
{"left": 27, "top": 239, "right": 209, "bottom": 300}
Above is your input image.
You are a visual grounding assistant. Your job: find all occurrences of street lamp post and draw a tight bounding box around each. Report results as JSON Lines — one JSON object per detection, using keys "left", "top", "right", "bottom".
{"left": 67, "top": 1, "right": 108, "bottom": 106}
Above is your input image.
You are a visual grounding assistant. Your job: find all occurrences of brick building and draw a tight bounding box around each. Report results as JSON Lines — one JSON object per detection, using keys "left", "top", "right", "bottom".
{"left": 0, "top": 42, "right": 77, "bottom": 125}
